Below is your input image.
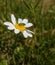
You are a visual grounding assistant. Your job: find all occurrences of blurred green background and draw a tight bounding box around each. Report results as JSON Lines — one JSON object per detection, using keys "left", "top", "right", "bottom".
{"left": 0, "top": 0, "right": 55, "bottom": 65}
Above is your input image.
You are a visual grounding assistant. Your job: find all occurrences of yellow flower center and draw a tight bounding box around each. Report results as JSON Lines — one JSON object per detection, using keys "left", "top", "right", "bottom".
{"left": 14, "top": 23, "right": 26, "bottom": 31}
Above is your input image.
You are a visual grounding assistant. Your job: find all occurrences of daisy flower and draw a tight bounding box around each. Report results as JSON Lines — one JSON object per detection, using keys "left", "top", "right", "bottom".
{"left": 4, "top": 14, "right": 34, "bottom": 38}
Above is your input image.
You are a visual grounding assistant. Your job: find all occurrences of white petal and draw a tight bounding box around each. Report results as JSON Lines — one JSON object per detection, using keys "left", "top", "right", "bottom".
{"left": 25, "top": 23, "right": 33, "bottom": 27}
{"left": 11, "top": 14, "right": 16, "bottom": 24}
{"left": 14, "top": 29, "right": 20, "bottom": 34}
{"left": 22, "top": 19, "right": 28, "bottom": 24}
{"left": 18, "top": 18, "right": 22, "bottom": 23}
{"left": 8, "top": 27, "right": 14, "bottom": 30}
{"left": 26, "top": 32, "right": 32, "bottom": 37}
{"left": 27, "top": 30, "right": 34, "bottom": 34}
{"left": 22, "top": 31, "right": 28, "bottom": 38}
{"left": 22, "top": 31, "right": 32, "bottom": 38}
{"left": 4, "top": 22, "right": 14, "bottom": 29}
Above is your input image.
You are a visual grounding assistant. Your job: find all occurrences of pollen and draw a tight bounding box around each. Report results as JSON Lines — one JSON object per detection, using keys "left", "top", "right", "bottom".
{"left": 14, "top": 23, "right": 26, "bottom": 31}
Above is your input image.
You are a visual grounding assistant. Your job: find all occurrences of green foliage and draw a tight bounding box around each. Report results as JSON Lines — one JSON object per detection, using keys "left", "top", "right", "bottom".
{"left": 0, "top": 0, "right": 55, "bottom": 65}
